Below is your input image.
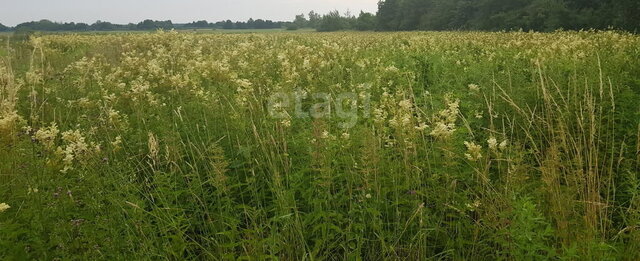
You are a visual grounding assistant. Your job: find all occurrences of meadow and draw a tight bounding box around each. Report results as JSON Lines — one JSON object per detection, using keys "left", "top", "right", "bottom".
{"left": 0, "top": 30, "right": 639, "bottom": 260}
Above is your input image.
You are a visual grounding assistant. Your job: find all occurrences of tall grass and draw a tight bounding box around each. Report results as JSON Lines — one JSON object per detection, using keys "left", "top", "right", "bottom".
{"left": 0, "top": 30, "right": 639, "bottom": 260}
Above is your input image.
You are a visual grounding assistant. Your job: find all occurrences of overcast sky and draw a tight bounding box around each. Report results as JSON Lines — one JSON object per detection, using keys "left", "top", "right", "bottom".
{"left": 0, "top": 0, "right": 379, "bottom": 26}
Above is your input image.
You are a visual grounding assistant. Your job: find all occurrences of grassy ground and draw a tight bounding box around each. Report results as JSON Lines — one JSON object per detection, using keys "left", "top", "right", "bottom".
{"left": 0, "top": 31, "right": 639, "bottom": 260}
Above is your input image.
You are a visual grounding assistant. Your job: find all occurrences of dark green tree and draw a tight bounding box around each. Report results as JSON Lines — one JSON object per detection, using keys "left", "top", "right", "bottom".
{"left": 377, "top": 0, "right": 401, "bottom": 31}
{"left": 294, "top": 14, "right": 308, "bottom": 28}
{"left": 356, "top": 12, "right": 377, "bottom": 31}
{"left": 318, "top": 11, "right": 348, "bottom": 32}
{"left": 136, "top": 20, "right": 173, "bottom": 30}
{"left": 308, "top": 11, "right": 322, "bottom": 28}
{"left": 184, "top": 20, "right": 211, "bottom": 29}
{"left": 375, "top": 0, "right": 639, "bottom": 32}
{"left": 222, "top": 20, "right": 235, "bottom": 29}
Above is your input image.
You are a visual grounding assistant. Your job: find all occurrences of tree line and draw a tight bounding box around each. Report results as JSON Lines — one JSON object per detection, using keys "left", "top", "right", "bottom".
{"left": 291, "top": 1, "right": 638, "bottom": 32}
{"left": 287, "top": 11, "right": 376, "bottom": 32}
{"left": 0, "top": 11, "right": 375, "bottom": 33}
{"left": 4, "top": 20, "right": 172, "bottom": 33}
{"left": 0, "top": 19, "right": 286, "bottom": 33}
{"left": 375, "top": 0, "right": 639, "bottom": 32}
{"left": 1, "top": 2, "right": 637, "bottom": 33}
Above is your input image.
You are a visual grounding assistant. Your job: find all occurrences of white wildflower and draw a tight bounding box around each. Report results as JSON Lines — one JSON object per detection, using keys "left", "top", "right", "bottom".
{"left": 111, "top": 136, "right": 123, "bottom": 151}
{"left": 398, "top": 99, "right": 413, "bottom": 110}
{"left": 488, "top": 137, "right": 498, "bottom": 151}
{"left": 34, "top": 123, "right": 60, "bottom": 149}
{"left": 499, "top": 140, "right": 508, "bottom": 150}
{"left": 415, "top": 122, "right": 429, "bottom": 131}
{"left": 321, "top": 130, "right": 330, "bottom": 139}
{"left": 474, "top": 111, "right": 484, "bottom": 119}
{"left": 464, "top": 141, "right": 483, "bottom": 161}
{"left": 430, "top": 122, "right": 456, "bottom": 139}
{"left": 0, "top": 203, "right": 10, "bottom": 213}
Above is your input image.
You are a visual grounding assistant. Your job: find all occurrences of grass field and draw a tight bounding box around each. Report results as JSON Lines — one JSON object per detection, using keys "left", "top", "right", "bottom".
{"left": 1, "top": 30, "right": 639, "bottom": 260}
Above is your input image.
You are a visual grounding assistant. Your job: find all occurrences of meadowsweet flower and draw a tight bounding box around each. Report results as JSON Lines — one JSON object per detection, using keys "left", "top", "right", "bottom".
{"left": 474, "top": 111, "right": 484, "bottom": 119}
{"left": 385, "top": 66, "right": 399, "bottom": 73}
{"left": 0, "top": 203, "right": 10, "bottom": 213}
{"left": 235, "top": 79, "right": 252, "bottom": 89}
{"left": 111, "top": 136, "right": 123, "bottom": 151}
{"left": 107, "top": 109, "right": 121, "bottom": 122}
{"left": 464, "top": 141, "right": 483, "bottom": 161}
{"left": 28, "top": 187, "right": 39, "bottom": 194}
{"left": 373, "top": 108, "right": 387, "bottom": 124}
{"left": 390, "top": 114, "right": 412, "bottom": 128}
{"left": 235, "top": 79, "right": 254, "bottom": 106}
{"left": 0, "top": 111, "right": 24, "bottom": 138}
{"left": 499, "top": 140, "right": 508, "bottom": 150}
{"left": 26, "top": 70, "right": 43, "bottom": 85}
{"left": 466, "top": 200, "right": 481, "bottom": 210}
{"left": 468, "top": 84, "right": 480, "bottom": 92}
{"left": 415, "top": 122, "right": 429, "bottom": 131}
{"left": 398, "top": 99, "right": 413, "bottom": 110}
{"left": 34, "top": 123, "right": 60, "bottom": 149}
{"left": 487, "top": 137, "right": 498, "bottom": 151}
{"left": 444, "top": 98, "right": 460, "bottom": 122}
{"left": 430, "top": 95, "right": 460, "bottom": 140}
{"left": 321, "top": 130, "right": 330, "bottom": 139}
{"left": 430, "top": 122, "right": 456, "bottom": 139}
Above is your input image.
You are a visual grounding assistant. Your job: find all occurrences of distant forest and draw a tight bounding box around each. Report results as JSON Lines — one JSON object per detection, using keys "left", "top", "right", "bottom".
{"left": 375, "top": 0, "right": 639, "bottom": 32}
{"left": 0, "top": 0, "right": 637, "bottom": 33}
{"left": 0, "top": 19, "right": 286, "bottom": 33}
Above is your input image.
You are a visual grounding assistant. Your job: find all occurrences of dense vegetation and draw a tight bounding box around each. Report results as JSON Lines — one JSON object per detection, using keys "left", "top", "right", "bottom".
{"left": 5, "top": 19, "right": 286, "bottom": 33}
{"left": 1, "top": 31, "right": 639, "bottom": 259}
{"left": 376, "top": 0, "right": 640, "bottom": 32}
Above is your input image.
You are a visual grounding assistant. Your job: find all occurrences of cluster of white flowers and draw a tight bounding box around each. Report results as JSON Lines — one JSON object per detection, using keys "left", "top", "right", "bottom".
{"left": 389, "top": 99, "right": 414, "bottom": 128}
{"left": 321, "top": 130, "right": 330, "bottom": 140}
{"left": 415, "top": 122, "right": 429, "bottom": 131}
{"left": 373, "top": 108, "right": 388, "bottom": 124}
{"left": 111, "top": 136, "right": 123, "bottom": 151}
{"left": 34, "top": 123, "right": 60, "bottom": 149}
{"left": 103, "top": 107, "right": 130, "bottom": 131}
{"left": 0, "top": 203, "right": 10, "bottom": 213}
{"left": 430, "top": 96, "right": 460, "bottom": 140}
{"left": 487, "top": 137, "right": 508, "bottom": 152}
{"left": 0, "top": 64, "right": 24, "bottom": 140}
{"left": 55, "top": 130, "right": 99, "bottom": 173}
{"left": 128, "top": 77, "right": 159, "bottom": 105}
{"left": 0, "top": 111, "right": 24, "bottom": 139}
{"left": 464, "top": 141, "right": 483, "bottom": 161}
{"left": 487, "top": 137, "right": 498, "bottom": 150}
{"left": 466, "top": 200, "right": 481, "bottom": 211}
{"left": 235, "top": 79, "right": 254, "bottom": 107}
